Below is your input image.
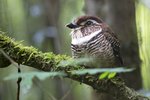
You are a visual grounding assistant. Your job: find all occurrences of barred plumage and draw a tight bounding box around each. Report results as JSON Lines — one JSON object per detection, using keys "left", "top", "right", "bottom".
{"left": 66, "top": 15, "right": 123, "bottom": 67}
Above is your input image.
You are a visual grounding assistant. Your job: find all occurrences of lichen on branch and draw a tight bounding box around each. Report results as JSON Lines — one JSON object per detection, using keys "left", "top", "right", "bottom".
{"left": 0, "top": 32, "right": 149, "bottom": 100}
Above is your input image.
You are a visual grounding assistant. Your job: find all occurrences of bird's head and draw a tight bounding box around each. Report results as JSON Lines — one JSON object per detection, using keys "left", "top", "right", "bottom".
{"left": 66, "top": 15, "right": 103, "bottom": 29}
{"left": 66, "top": 15, "right": 104, "bottom": 40}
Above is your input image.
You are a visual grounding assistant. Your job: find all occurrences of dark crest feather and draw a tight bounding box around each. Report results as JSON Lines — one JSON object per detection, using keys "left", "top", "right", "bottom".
{"left": 75, "top": 15, "right": 103, "bottom": 25}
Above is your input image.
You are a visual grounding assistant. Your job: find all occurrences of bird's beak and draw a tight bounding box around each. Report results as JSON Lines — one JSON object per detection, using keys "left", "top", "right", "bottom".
{"left": 66, "top": 23, "right": 79, "bottom": 29}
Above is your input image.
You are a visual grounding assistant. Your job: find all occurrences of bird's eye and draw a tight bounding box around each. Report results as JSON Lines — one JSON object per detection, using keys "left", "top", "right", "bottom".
{"left": 85, "top": 21, "right": 93, "bottom": 26}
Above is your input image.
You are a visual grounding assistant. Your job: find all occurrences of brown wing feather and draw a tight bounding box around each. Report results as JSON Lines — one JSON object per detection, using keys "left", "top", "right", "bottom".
{"left": 102, "top": 24, "right": 123, "bottom": 66}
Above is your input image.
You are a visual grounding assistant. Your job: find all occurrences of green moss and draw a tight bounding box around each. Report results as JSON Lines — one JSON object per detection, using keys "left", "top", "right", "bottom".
{"left": 0, "top": 32, "right": 73, "bottom": 71}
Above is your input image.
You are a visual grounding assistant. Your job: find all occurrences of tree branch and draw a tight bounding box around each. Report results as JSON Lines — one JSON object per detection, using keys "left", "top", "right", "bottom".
{"left": 0, "top": 32, "right": 149, "bottom": 100}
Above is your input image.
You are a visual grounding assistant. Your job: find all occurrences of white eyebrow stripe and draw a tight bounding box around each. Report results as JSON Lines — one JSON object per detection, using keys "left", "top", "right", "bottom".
{"left": 87, "top": 19, "right": 98, "bottom": 23}
{"left": 71, "top": 29, "right": 102, "bottom": 45}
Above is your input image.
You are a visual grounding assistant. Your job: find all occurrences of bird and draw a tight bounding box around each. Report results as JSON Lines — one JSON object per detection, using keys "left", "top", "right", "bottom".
{"left": 66, "top": 15, "right": 123, "bottom": 68}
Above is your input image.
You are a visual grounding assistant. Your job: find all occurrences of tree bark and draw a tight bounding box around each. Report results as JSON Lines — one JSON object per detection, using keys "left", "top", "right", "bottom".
{"left": 0, "top": 32, "right": 149, "bottom": 100}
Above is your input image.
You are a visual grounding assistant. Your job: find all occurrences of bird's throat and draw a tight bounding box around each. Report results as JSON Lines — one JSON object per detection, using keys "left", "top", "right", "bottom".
{"left": 71, "top": 29, "right": 102, "bottom": 45}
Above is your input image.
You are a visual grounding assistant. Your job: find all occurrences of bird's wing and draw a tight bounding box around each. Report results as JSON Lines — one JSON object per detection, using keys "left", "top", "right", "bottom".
{"left": 103, "top": 27, "right": 123, "bottom": 66}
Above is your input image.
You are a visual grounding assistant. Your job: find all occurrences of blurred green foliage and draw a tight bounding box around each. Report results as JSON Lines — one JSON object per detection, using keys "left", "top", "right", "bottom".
{"left": 136, "top": 1, "right": 150, "bottom": 90}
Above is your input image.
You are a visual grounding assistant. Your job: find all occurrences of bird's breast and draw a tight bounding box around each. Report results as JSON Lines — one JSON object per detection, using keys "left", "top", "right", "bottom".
{"left": 71, "top": 32, "right": 116, "bottom": 67}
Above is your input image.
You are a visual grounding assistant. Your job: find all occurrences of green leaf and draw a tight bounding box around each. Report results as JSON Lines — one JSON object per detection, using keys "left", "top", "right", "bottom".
{"left": 108, "top": 72, "right": 117, "bottom": 79}
{"left": 4, "top": 72, "right": 66, "bottom": 81}
{"left": 99, "top": 72, "right": 109, "bottom": 79}
{"left": 71, "top": 67, "right": 135, "bottom": 75}
{"left": 58, "top": 58, "right": 91, "bottom": 67}
{"left": 4, "top": 71, "right": 66, "bottom": 89}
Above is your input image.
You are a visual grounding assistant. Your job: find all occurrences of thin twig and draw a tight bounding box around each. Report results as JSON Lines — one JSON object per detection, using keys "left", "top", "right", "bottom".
{"left": 17, "top": 66, "right": 22, "bottom": 100}
{"left": 0, "top": 49, "right": 22, "bottom": 100}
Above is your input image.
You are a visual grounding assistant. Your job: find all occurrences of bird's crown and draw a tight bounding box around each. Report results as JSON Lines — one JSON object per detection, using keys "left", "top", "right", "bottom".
{"left": 66, "top": 15, "right": 103, "bottom": 29}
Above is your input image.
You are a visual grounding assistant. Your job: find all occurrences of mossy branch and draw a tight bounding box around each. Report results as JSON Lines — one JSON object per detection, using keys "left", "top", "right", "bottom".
{"left": 0, "top": 32, "right": 149, "bottom": 100}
